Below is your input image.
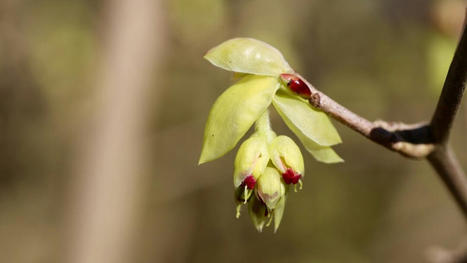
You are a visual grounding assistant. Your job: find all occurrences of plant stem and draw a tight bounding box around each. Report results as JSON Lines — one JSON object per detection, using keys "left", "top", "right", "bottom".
{"left": 299, "top": 75, "right": 434, "bottom": 159}
{"left": 428, "top": 145, "right": 467, "bottom": 216}
{"left": 255, "top": 110, "right": 272, "bottom": 133}
{"left": 430, "top": 10, "right": 467, "bottom": 144}
{"left": 255, "top": 110, "right": 276, "bottom": 142}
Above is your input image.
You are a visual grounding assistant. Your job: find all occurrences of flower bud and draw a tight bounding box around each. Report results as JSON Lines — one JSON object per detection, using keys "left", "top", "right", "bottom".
{"left": 256, "top": 167, "right": 285, "bottom": 210}
{"left": 279, "top": 73, "right": 311, "bottom": 97}
{"left": 269, "top": 135, "right": 304, "bottom": 186}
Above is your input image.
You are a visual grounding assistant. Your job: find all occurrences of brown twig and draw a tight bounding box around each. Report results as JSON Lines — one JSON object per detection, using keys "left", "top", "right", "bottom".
{"left": 428, "top": 146, "right": 467, "bottom": 216}
{"left": 299, "top": 75, "right": 435, "bottom": 159}
{"left": 295, "top": 9, "right": 467, "bottom": 217}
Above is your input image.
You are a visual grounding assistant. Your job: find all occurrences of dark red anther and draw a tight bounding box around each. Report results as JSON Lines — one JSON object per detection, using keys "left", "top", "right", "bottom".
{"left": 282, "top": 168, "right": 302, "bottom": 185}
{"left": 243, "top": 175, "right": 256, "bottom": 189}
{"left": 280, "top": 73, "right": 311, "bottom": 97}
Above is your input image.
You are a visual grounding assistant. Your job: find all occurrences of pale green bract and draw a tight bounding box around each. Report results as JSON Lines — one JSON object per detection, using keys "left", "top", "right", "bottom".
{"left": 204, "top": 38, "right": 293, "bottom": 77}
{"left": 198, "top": 75, "right": 279, "bottom": 164}
{"left": 277, "top": 114, "right": 343, "bottom": 163}
{"left": 303, "top": 142, "right": 344, "bottom": 164}
{"left": 273, "top": 91, "right": 343, "bottom": 163}
{"left": 272, "top": 90, "right": 341, "bottom": 146}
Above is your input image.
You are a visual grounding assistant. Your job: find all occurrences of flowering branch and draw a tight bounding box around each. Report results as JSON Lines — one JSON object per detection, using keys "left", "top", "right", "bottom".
{"left": 200, "top": 13, "right": 467, "bottom": 231}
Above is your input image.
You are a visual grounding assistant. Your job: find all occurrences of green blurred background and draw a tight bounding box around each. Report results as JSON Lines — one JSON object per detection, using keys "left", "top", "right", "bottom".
{"left": 0, "top": 0, "right": 466, "bottom": 262}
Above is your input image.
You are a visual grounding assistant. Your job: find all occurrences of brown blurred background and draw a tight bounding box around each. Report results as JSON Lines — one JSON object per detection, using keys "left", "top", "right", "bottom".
{"left": 0, "top": 0, "right": 466, "bottom": 262}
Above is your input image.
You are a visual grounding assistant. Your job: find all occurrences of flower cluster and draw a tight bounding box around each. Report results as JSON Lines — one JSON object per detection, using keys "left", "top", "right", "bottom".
{"left": 199, "top": 38, "right": 343, "bottom": 232}
{"left": 233, "top": 112, "right": 303, "bottom": 232}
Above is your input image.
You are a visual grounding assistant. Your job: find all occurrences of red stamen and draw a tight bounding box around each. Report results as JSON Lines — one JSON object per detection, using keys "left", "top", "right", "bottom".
{"left": 282, "top": 168, "right": 302, "bottom": 184}
{"left": 243, "top": 175, "right": 256, "bottom": 189}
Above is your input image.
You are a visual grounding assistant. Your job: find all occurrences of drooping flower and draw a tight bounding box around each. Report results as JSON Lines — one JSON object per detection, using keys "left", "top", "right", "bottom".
{"left": 268, "top": 135, "right": 304, "bottom": 188}
{"left": 233, "top": 132, "right": 269, "bottom": 217}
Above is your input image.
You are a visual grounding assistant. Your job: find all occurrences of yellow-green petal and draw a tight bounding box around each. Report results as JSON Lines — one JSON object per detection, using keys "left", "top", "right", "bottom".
{"left": 273, "top": 90, "right": 342, "bottom": 146}
{"left": 233, "top": 133, "right": 269, "bottom": 188}
{"left": 199, "top": 75, "right": 279, "bottom": 164}
{"left": 256, "top": 167, "right": 285, "bottom": 210}
{"left": 204, "top": 38, "right": 293, "bottom": 77}
{"left": 273, "top": 195, "right": 286, "bottom": 233}
{"left": 268, "top": 135, "right": 304, "bottom": 175}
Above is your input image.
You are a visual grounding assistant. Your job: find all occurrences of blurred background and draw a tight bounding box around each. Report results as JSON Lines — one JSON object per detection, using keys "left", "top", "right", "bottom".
{"left": 0, "top": 0, "right": 467, "bottom": 262}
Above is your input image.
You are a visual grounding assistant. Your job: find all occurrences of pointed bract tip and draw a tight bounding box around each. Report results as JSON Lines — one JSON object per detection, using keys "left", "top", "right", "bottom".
{"left": 197, "top": 155, "right": 207, "bottom": 165}
{"left": 257, "top": 226, "right": 263, "bottom": 233}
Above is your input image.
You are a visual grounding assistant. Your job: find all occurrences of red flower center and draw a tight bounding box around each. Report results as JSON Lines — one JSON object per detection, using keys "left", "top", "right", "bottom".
{"left": 282, "top": 168, "right": 302, "bottom": 184}
{"left": 243, "top": 175, "right": 256, "bottom": 189}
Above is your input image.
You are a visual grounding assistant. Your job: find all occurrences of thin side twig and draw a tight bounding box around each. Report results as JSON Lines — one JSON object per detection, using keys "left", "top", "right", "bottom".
{"left": 298, "top": 75, "right": 435, "bottom": 159}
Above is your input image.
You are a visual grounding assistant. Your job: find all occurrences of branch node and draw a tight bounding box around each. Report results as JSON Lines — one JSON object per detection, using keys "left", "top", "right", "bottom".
{"left": 308, "top": 93, "right": 321, "bottom": 108}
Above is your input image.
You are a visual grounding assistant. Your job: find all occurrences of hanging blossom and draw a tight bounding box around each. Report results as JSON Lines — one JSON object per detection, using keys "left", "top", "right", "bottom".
{"left": 198, "top": 38, "right": 343, "bottom": 232}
